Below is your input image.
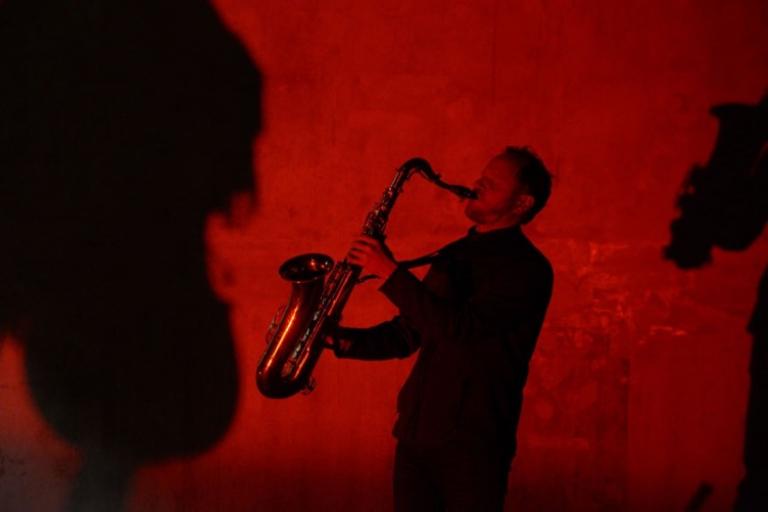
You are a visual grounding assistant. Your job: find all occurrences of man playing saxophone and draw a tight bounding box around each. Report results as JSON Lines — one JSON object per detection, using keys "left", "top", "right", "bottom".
{"left": 329, "top": 147, "right": 554, "bottom": 512}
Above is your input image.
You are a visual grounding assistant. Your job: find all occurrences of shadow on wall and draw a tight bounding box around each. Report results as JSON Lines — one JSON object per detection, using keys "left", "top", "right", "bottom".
{"left": 665, "top": 93, "right": 767, "bottom": 511}
{"left": 0, "top": 1, "right": 261, "bottom": 510}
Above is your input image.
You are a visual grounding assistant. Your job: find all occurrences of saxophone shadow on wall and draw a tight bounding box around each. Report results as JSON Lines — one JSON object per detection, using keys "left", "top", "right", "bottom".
{"left": 664, "top": 93, "right": 767, "bottom": 511}
{"left": 0, "top": 1, "right": 261, "bottom": 510}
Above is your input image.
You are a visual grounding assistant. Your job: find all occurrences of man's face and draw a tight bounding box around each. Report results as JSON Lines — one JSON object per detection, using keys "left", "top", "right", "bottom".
{"left": 464, "top": 156, "right": 529, "bottom": 225}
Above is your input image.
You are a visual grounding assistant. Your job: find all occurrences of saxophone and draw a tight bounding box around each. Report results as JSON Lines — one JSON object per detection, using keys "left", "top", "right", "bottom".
{"left": 256, "top": 158, "right": 477, "bottom": 398}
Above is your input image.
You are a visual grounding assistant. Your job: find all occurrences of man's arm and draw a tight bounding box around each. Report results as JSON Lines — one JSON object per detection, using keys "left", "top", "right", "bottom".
{"left": 331, "top": 315, "right": 420, "bottom": 361}
{"left": 378, "top": 258, "right": 553, "bottom": 350}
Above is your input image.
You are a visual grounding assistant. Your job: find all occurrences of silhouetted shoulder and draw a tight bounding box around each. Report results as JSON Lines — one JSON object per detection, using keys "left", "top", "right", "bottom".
{"left": 516, "top": 230, "right": 554, "bottom": 289}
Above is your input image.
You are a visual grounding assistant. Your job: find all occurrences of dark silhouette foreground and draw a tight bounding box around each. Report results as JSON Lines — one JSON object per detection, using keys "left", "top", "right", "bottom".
{"left": 0, "top": 1, "right": 262, "bottom": 510}
{"left": 666, "top": 94, "right": 767, "bottom": 511}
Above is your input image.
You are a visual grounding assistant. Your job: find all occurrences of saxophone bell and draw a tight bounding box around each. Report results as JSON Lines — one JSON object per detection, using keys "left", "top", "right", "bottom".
{"left": 256, "top": 253, "right": 334, "bottom": 398}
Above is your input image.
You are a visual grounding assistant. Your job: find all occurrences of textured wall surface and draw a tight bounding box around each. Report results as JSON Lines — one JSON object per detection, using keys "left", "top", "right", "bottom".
{"left": 1, "top": 0, "right": 767, "bottom": 510}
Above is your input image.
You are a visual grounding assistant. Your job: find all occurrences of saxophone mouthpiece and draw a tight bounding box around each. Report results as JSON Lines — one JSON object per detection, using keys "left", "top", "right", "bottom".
{"left": 447, "top": 184, "right": 478, "bottom": 200}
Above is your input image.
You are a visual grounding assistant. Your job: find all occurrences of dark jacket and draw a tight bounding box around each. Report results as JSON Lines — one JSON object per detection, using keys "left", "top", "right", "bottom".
{"left": 336, "top": 225, "right": 553, "bottom": 458}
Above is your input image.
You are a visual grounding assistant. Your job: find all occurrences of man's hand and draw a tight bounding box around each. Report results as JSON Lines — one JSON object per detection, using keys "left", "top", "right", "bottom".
{"left": 346, "top": 235, "right": 398, "bottom": 282}
{"left": 323, "top": 322, "right": 353, "bottom": 355}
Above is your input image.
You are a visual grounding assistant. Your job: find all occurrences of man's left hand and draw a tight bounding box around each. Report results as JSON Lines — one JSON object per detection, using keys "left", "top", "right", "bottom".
{"left": 346, "top": 235, "right": 398, "bottom": 282}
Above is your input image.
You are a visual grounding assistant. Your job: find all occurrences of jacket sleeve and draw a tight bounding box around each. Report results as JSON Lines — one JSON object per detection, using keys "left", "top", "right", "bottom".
{"left": 378, "top": 258, "right": 553, "bottom": 351}
{"left": 333, "top": 315, "right": 421, "bottom": 361}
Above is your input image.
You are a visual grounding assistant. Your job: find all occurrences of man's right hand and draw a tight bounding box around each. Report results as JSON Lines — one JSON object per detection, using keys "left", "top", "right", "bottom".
{"left": 324, "top": 324, "right": 352, "bottom": 355}
{"left": 322, "top": 331, "right": 338, "bottom": 350}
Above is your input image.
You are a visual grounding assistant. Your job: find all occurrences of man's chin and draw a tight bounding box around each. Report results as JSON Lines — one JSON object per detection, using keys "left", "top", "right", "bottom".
{"left": 464, "top": 205, "right": 485, "bottom": 224}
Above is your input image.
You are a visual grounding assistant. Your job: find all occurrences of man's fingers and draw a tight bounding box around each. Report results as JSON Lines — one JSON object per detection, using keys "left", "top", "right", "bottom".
{"left": 347, "top": 236, "right": 384, "bottom": 268}
{"left": 347, "top": 250, "right": 367, "bottom": 264}
{"left": 353, "top": 236, "right": 379, "bottom": 248}
{"left": 349, "top": 242, "right": 374, "bottom": 255}
{"left": 348, "top": 246, "right": 369, "bottom": 257}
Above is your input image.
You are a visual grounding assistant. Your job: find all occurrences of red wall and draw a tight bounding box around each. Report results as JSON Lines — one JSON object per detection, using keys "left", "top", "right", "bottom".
{"left": 1, "top": 0, "right": 767, "bottom": 510}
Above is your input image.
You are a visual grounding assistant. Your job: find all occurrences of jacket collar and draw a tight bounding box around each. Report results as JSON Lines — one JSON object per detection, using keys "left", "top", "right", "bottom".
{"left": 467, "top": 224, "right": 524, "bottom": 242}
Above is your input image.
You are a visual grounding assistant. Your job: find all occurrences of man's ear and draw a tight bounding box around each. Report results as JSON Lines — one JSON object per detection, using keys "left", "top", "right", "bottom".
{"left": 514, "top": 194, "right": 535, "bottom": 216}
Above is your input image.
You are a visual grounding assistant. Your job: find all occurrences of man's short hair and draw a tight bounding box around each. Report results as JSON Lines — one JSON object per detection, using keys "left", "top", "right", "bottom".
{"left": 501, "top": 146, "right": 552, "bottom": 224}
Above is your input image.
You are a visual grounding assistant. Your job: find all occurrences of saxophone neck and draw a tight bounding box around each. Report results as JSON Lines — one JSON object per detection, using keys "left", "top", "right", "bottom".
{"left": 365, "top": 157, "right": 477, "bottom": 238}
{"left": 398, "top": 157, "right": 434, "bottom": 177}
{"left": 399, "top": 157, "right": 478, "bottom": 200}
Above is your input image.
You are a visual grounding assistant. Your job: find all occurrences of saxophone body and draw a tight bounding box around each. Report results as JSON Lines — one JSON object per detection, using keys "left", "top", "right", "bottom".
{"left": 256, "top": 158, "right": 476, "bottom": 398}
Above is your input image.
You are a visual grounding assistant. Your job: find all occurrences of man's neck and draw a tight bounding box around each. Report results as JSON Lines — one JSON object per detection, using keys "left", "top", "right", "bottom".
{"left": 474, "top": 218, "right": 521, "bottom": 233}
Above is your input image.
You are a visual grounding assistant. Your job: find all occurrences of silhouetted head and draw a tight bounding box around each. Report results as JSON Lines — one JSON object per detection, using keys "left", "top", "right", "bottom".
{"left": 464, "top": 146, "right": 552, "bottom": 231}
{"left": 0, "top": 0, "right": 262, "bottom": 469}
{"left": 665, "top": 94, "right": 767, "bottom": 269}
